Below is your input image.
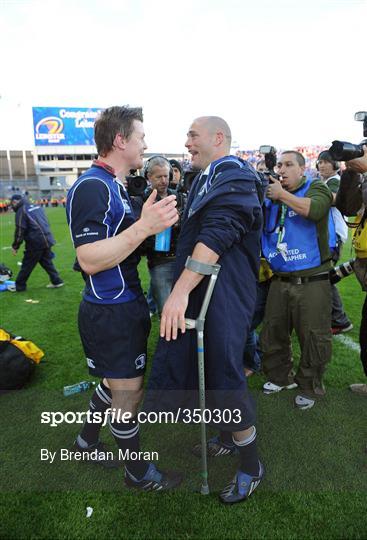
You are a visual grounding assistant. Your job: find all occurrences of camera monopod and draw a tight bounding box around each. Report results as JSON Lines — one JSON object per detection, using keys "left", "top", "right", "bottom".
{"left": 184, "top": 256, "right": 221, "bottom": 495}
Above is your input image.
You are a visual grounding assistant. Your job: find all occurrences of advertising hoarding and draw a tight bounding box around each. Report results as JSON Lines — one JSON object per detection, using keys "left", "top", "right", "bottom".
{"left": 32, "top": 107, "right": 103, "bottom": 146}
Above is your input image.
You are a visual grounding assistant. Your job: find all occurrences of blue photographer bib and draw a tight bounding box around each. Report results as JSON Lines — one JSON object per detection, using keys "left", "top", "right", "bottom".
{"left": 262, "top": 179, "right": 322, "bottom": 273}
{"left": 328, "top": 211, "right": 337, "bottom": 252}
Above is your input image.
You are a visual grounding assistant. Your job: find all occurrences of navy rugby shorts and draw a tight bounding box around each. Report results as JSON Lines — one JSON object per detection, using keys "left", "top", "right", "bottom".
{"left": 78, "top": 295, "right": 151, "bottom": 379}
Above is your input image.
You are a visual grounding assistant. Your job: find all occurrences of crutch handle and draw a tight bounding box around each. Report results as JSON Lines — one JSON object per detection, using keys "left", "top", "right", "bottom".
{"left": 185, "top": 318, "right": 196, "bottom": 330}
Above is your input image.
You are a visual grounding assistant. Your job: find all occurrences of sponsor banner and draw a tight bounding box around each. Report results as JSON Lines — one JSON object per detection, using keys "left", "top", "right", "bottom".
{"left": 32, "top": 106, "right": 103, "bottom": 146}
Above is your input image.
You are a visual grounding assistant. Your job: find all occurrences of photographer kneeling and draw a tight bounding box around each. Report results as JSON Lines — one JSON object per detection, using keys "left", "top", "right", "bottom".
{"left": 336, "top": 145, "right": 367, "bottom": 395}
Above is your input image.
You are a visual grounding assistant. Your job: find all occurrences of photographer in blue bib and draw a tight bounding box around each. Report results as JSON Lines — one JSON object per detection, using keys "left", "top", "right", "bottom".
{"left": 143, "top": 156, "right": 186, "bottom": 316}
{"left": 260, "top": 150, "right": 333, "bottom": 410}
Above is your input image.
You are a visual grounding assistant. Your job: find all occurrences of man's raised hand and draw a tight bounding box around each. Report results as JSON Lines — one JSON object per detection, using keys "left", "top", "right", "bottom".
{"left": 140, "top": 189, "right": 178, "bottom": 236}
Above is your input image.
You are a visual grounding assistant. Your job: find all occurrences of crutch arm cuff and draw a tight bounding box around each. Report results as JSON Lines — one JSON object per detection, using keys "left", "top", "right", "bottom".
{"left": 185, "top": 256, "right": 221, "bottom": 276}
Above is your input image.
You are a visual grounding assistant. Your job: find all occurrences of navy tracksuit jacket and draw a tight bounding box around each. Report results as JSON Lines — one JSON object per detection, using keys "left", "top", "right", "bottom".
{"left": 144, "top": 156, "right": 264, "bottom": 430}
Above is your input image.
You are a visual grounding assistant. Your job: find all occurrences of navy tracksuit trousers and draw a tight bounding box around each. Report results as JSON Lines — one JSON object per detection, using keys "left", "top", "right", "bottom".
{"left": 16, "top": 247, "right": 61, "bottom": 291}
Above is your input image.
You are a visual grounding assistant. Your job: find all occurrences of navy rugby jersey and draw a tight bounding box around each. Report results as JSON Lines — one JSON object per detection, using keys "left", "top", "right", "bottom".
{"left": 66, "top": 163, "right": 142, "bottom": 304}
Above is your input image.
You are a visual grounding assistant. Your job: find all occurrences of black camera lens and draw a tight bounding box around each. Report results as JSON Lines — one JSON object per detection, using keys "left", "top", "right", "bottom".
{"left": 126, "top": 175, "right": 148, "bottom": 197}
{"left": 329, "top": 141, "right": 364, "bottom": 161}
{"left": 329, "top": 259, "right": 355, "bottom": 284}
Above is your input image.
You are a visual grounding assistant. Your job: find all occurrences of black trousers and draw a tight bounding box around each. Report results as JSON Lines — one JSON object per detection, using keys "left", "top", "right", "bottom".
{"left": 331, "top": 244, "right": 350, "bottom": 327}
{"left": 16, "top": 247, "right": 61, "bottom": 291}
{"left": 331, "top": 284, "right": 351, "bottom": 327}
{"left": 360, "top": 294, "right": 367, "bottom": 377}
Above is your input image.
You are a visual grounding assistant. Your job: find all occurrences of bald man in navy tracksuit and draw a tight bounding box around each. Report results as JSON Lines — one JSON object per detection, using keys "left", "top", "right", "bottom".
{"left": 145, "top": 116, "right": 266, "bottom": 504}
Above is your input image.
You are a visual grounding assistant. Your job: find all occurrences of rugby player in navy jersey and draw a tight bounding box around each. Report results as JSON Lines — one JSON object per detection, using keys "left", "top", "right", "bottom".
{"left": 66, "top": 106, "right": 181, "bottom": 491}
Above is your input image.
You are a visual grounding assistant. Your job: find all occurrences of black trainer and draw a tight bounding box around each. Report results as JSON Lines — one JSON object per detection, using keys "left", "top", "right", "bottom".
{"left": 125, "top": 463, "right": 182, "bottom": 492}
{"left": 192, "top": 435, "right": 239, "bottom": 457}
{"left": 220, "top": 462, "right": 264, "bottom": 504}
{"left": 70, "top": 440, "right": 120, "bottom": 469}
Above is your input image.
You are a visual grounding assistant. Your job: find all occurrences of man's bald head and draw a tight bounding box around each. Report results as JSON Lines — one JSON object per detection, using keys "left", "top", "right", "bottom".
{"left": 186, "top": 116, "right": 232, "bottom": 170}
{"left": 194, "top": 116, "right": 232, "bottom": 149}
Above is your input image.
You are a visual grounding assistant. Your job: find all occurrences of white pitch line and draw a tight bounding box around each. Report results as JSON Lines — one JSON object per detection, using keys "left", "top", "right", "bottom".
{"left": 334, "top": 334, "right": 361, "bottom": 353}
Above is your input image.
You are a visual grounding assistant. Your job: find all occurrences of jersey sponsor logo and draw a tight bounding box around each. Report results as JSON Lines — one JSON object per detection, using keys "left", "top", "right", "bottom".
{"left": 83, "top": 227, "right": 90, "bottom": 232}
{"left": 75, "top": 231, "right": 99, "bottom": 239}
{"left": 135, "top": 354, "right": 146, "bottom": 370}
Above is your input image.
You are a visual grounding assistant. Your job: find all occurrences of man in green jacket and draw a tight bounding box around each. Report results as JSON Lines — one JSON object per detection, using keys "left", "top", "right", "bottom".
{"left": 260, "top": 150, "right": 333, "bottom": 410}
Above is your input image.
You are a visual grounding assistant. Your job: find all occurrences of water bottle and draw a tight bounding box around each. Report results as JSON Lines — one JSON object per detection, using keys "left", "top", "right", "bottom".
{"left": 63, "top": 380, "right": 95, "bottom": 397}
{"left": 154, "top": 227, "right": 172, "bottom": 252}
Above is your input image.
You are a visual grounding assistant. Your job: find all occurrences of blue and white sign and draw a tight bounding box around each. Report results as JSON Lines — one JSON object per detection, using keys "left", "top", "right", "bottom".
{"left": 32, "top": 106, "right": 104, "bottom": 146}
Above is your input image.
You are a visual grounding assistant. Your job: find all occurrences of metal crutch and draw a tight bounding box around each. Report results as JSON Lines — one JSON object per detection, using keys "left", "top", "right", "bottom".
{"left": 184, "top": 256, "right": 221, "bottom": 495}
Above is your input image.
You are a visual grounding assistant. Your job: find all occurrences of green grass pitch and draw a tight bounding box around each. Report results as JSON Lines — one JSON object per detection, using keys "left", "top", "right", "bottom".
{"left": 0, "top": 207, "right": 366, "bottom": 539}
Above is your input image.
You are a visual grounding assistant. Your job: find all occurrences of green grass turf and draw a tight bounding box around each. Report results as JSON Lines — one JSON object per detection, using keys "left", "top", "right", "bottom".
{"left": 0, "top": 207, "right": 366, "bottom": 539}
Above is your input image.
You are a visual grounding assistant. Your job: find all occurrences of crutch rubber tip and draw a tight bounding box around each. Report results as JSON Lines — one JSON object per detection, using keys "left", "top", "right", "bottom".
{"left": 200, "top": 484, "right": 210, "bottom": 495}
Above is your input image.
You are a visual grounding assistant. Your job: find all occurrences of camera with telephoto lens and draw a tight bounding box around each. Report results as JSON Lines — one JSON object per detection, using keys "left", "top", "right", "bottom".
{"left": 329, "top": 259, "right": 355, "bottom": 285}
{"left": 143, "top": 186, "right": 187, "bottom": 224}
{"left": 181, "top": 170, "right": 199, "bottom": 194}
{"left": 329, "top": 111, "right": 367, "bottom": 161}
{"left": 125, "top": 170, "right": 148, "bottom": 197}
{"left": 259, "top": 145, "right": 280, "bottom": 181}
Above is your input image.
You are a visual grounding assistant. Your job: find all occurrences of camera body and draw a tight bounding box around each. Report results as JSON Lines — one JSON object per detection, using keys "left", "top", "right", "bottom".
{"left": 259, "top": 145, "right": 280, "bottom": 180}
{"left": 180, "top": 170, "right": 199, "bottom": 194}
{"left": 138, "top": 187, "right": 187, "bottom": 258}
{"left": 125, "top": 173, "right": 148, "bottom": 197}
{"left": 143, "top": 187, "right": 187, "bottom": 222}
{"left": 329, "top": 111, "right": 367, "bottom": 162}
{"left": 329, "top": 140, "right": 366, "bottom": 161}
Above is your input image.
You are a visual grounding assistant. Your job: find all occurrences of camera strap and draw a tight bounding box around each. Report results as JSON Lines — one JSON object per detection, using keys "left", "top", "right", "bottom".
{"left": 276, "top": 204, "right": 287, "bottom": 251}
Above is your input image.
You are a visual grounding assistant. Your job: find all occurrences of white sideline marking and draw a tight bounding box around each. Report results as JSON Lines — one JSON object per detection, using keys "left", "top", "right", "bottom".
{"left": 334, "top": 334, "right": 360, "bottom": 353}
